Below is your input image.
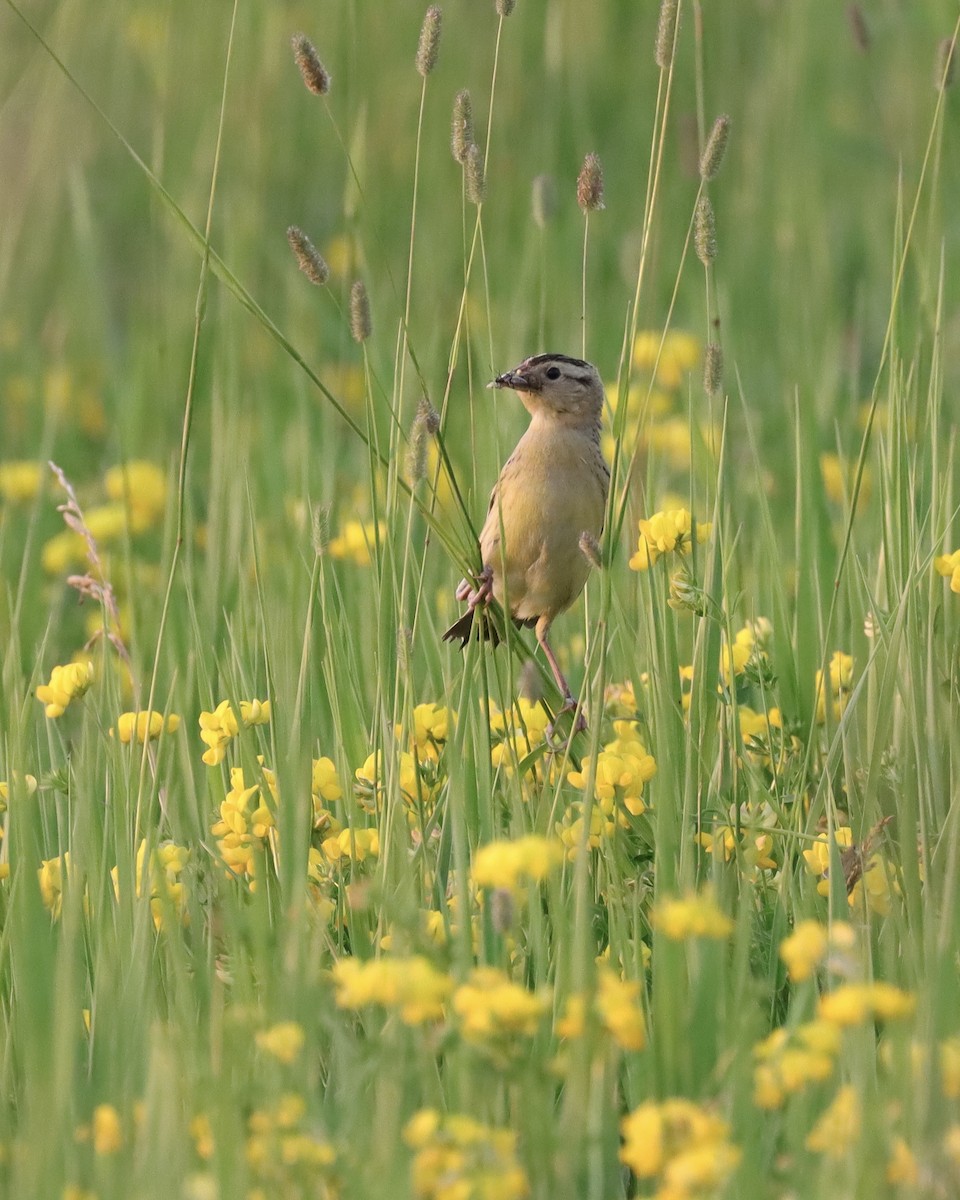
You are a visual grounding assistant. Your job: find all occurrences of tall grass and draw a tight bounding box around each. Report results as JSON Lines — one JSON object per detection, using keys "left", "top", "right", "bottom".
{"left": 1, "top": 1, "right": 959, "bottom": 1197}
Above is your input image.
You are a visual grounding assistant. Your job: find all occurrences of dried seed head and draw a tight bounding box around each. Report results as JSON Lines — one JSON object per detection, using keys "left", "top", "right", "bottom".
{"left": 703, "top": 342, "right": 723, "bottom": 395}
{"left": 532, "top": 173, "right": 557, "bottom": 228}
{"left": 490, "top": 888, "right": 514, "bottom": 934}
{"left": 655, "top": 0, "right": 678, "bottom": 69}
{"left": 407, "top": 396, "right": 440, "bottom": 484}
{"left": 847, "top": 5, "right": 870, "bottom": 53}
{"left": 578, "top": 530, "right": 602, "bottom": 570}
{"left": 519, "top": 659, "right": 544, "bottom": 705}
{"left": 668, "top": 569, "right": 708, "bottom": 615}
{"left": 936, "top": 37, "right": 957, "bottom": 91}
{"left": 350, "top": 280, "right": 372, "bottom": 342}
{"left": 312, "top": 504, "right": 331, "bottom": 555}
{"left": 699, "top": 114, "right": 731, "bottom": 182}
{"left": 496, "top": 0, "right": 516, "bottom": 15}
{"left": 287, "top": 226, "right": 329, "bottom": 286}
{"left": 694, "top": 194, "right": 717, "bottom": 264}
{"left": 465, "top": 142, "right": 486, "bottom": 205}
{"left": 291, "top": 34, "right": 331, "bottom": 96}
{"left": 577, "top": 152, "right": 605, "bottom": 212}
{"left": 451, "top": 89, "right": 474, "bottom": 164}
{"left": 416, "top": 6, "right": 443, "bottom": 77}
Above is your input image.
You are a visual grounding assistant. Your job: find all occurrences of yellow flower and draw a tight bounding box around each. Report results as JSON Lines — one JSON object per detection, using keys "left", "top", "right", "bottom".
{"left": 814, "top": 651, "right": 854, "bottom": 722}
{"left": 632, "top": 330, "right": 700, "bottom": 390}
{"left": 568, "top": 724, "right": 657, "bottom": 818}
{"left": 331, "top": 955, "right": 452, "bottom": 1025}
{"left": 886, "top": 1137, "right": 918, "bottom": 1186}
{"left": 941, "top": 1035, "right": 960, "bottom": 1099}
{"left": 452, "top": 967, "right": 548, "bottom": 1043}
{"left": 112, "top": 839, "right": 189, "bottom": 930}
{"left": 820, "top": 452, "right": 871, "bottom": 509}
{"left": 36, "top": 661, "right": 94, "bottom": 718}
{"left": 629, "top": 509, "right": 711, "bottom": 571}
{"left": 198, "top": 698, "right": 271, "bottom": 765}
{"left": 404, "top": 1110, "right": 529, "bottom": 1200}
{"left": 104, "top": 460, "right": 168, "bottom": 531}
{"left": 471, "top": 835, "right": 563, "bottom": 891}
{"left": 113, "top": 710, "right": 180, "bottom": 744}
{"left": 92, "top": 1104, "right": 123, "bottom": 1155}
{"left": 620, "top": 1098, "right": 738, "bottom": 1189}
{"left": 596, "top": 969, "right": 647, "bottom": 1051}
{"left": 38, "top": 853, "right": 72, "bottom": 917}
{"left": 328, "top": 519, "right": 384, "bottom": 565}
{"left": 935, "top": 549, "right": 960, "bottom": 593}
{"left": 0, "top": 460, "right": 43, "bottom": 503}
{"left": 321, "top": 827, "right": 379, "bottom": 864}
{"left": 255, "top": 1021, "right": 305, "bottom": 1064}
{"left": 805, "top": 1085, "right": 860, "bottom": 1157}
{"left": 779, "top": 920, "right": 855, "bottom": 983}
{"left": 818, "top": 982, "right": 916, "bottom": 1026}
{"left": 752, "top": 1020, "right": 840, "bottom": 1109}
{"left": 653, "top": 890, "right": 734, "bottom": 940}
{"left": 0, "top": 773, "right": 38, "bottom": 802}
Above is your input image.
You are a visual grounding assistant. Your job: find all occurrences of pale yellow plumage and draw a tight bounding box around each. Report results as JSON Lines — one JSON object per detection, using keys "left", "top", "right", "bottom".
{"left": 443, "top": 353, "right": 609, "bottom": 726}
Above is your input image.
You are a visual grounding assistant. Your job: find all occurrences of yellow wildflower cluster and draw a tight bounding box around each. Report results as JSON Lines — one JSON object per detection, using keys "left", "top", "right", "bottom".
{"left": 317, "top": 826, "right": 379, "bottom": 866}
{"left": 0, "top": 460, "right": 43, "bottom": 503}
{"left": 620, "top": 1097, "right": 740, "bottom": 1199}
{"left": 354, "top": 748, "right": 440, "bottom": 827}
{"left": 38, "top": 852, "right": 74, "bottom": 918}
{"left": 805, "top": 1084, "right": 860, "bottom": 1158}
{"left": 802, "top": 826, "right": 899, "bottom": 915}
{"left": 397, "top": 702, "right": 453, "bottom": 762}
{"left": 113, "top": 710, "right": 180, "bottom": 744}
{"left": 36, "top": 661, "right": 94, "bottom": 718}
{"left": 403, "top": 1109, "right": 529, "bottom": 1200}
{"left": 696, "top": 803, "right": 778, "bottom": 878}
{"left": 246, "top": 1093, "right": 337, "bottom": 1196}
{"left": 818, "top": 981, "right": 916, "bottom": 1026}
{"left": 752, "top": 1019, "right": 840, "bottom": 1109}
{"left": 42, "top": 461, "right": 168, "bottom": 575}
{"left": 557, "top": 967, "right": 647, "bottom": 1051}
{"left": 331, "top": 955, "right": 452, "bottom": 1025}
{"left": 778, "top": 919, "right": 855, "bottom": 983}
{"left": 820, "top": 452, "right": 871, "bottom": 510}
{"left": 111, "top": 839, "right": 189, "bottom": 930}
{"left": 0, "top": 772, "right": 37, "bottom": 803}
{"left": 452, "top": 967, "right": 548, "bottom": 1048}
{"left": 629, "top": 509, "right": 712, "bottom": 571}
{"left": 198, "top": 697, "right": 271, "bottom": 765}
{"left": 471, "top": 834, "right": 563, "bottom": 891}
{"left": 653, "top": 890, "right": 734, "bottom": 941}
{"left": 632, "top": 330, "right": 701, "bottom": 390}
{"left": 327, "top": 519, "right": 384, "bottom": 565}
{"left": 311, "top": 755, "right": 343, "bottom": 830}
{"left": 568, "top": 721, "right": 656, "bottom": 814}
{"left": 935, "top": 548, "right": 960, "bottom": 593}
{"left": 75, "top": 1103, "right": 124, "bottom": 1156}
{"left": 210, "top": 764, "right": 278, "bottom": 887}
{"left": 255, "top": 1021, "right": 306, "bottom": 1065}
{"left": 488, "top": 698, "right": 552, "bottom": 776}
{"left": 814, "top": 650, "right": 854, "bottom": 722}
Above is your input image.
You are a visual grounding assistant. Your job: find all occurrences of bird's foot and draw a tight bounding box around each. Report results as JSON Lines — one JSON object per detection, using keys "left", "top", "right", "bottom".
{"left": 456, "top": 565, "right": 494, "bottom": 611}
{"left": 545, "top": 695, "right": 587, "bottom": 746}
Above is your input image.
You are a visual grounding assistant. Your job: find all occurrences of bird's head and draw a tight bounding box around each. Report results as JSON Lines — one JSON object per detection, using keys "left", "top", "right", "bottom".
{"left": 489, "top": 354, "right": 604, "bottom": 428}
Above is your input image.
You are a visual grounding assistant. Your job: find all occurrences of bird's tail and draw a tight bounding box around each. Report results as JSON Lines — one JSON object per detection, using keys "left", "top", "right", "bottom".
{"left": 442, "top": 608, "right": 501, "bottom": 648}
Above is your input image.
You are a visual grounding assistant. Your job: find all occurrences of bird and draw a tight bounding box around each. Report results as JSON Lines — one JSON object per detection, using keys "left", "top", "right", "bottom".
{"left": 442, "top": 353, "right": 609, "bottom": 730}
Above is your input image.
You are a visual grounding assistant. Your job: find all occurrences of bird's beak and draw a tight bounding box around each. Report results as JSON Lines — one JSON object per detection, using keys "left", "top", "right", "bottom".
{"left": 488, "top": 368, "right": 534, "bottom": 391}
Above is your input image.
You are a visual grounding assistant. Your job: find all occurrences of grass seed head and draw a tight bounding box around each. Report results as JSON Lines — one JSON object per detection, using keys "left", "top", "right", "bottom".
{"left": 407, "top": 397, "right": 440, "bottom": 484}
{"left": 312, "top": 504, "right": 331, "bottom": 555}
{"left": 496, "top": 0, "right": 517, "bottom": 15}
{"left": 416, "top": 6, "right": 443, "bottom": 76}
{"left": 694, "top": 194, "right": 717, "bottom": 264}
{"left": 465, "top": 143, "right": 486, "bottom": 204}
{"left": 350, "top": 280, "right": 372, "bottom": 342}
{"left": 287, "top": 227, "right": 329, "bottom": 286}
{"left": 655, "top": 0, "right": 678, "bottom": 69}
{"left": 451, "top": 90, "right": 474, "bottom": 164}
{"left": 291, "top": 34, "right": 331, "bottom": 96}
{"left": 700, "top": 114, "right": 731, "bottom": 181}
{"left": 936, "top": 37, "right": 957, "bottom": 90}
{"left": 704, "top": 342, "right": 723, "bottom": 395}
{"left": 577, "top": 152, "right": 605, "bottom": 212}
{"left": 532, "top": 173, "right": 557, "bottom": 228}
{"left": 519, "top": 660, "right": 544, "bottom": 705}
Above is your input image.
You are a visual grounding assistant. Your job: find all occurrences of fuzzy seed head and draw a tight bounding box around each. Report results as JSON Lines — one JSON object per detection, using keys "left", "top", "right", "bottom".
{"left": 451, "top": 89, "right": 474, "bottom": 164}
{"left": 407, "top": 397, "right": 440, "bottom": 484}
{"left": 291, "top": 34, "right": 331, "bottom": 96}
{"left": 694, "top": 194, "right": 717, "bottom": 264}
{"left": 287, "top": 226, "right": 329, "bottom": 286}
{"left": 465, "top": 142, "right": 486, "bottom": 205}
{"left": 532, "top": 173, "right": 557, "bottom": 228}
{"left": 579, "top": 530, "right": 602, "bottom": 570}
{"left": 350, "top": 280, "right": 372, "bottom": 342}
{"left": 847, "top": 5, "right": 870, "bottom": 53}
{"left": 519, "top": 659, "right": 544, "bottom": 705}
{"left": 416, "top": 6, "right": 442, "bottom": 76}
{"left": 496, "top": 0, "right": 516, "bottom": 15}
{"left": 703, "top": 343, "right": 723, "bottom": 396}
{"left": 490, "top": 888, "right": 514, "bottom": 934}
{"left": 577, "top": 152, "right": 605, "bottom": 213}
{"left": 936, "top": 37, "right": 957, "bottom": 91}
{"left": 312, "top": 504, "right": 331, "bottom": 555}
{"left": 655, "top": 0, "right": 678, "bottom": 69}
{"left": 700, "top": 114, "right": 731, "bottom": 181}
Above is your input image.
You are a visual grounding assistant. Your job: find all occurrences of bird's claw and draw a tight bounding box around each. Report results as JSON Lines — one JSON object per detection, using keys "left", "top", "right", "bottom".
{"left": 456, "top": 565, "right": 494, "bottom": 611}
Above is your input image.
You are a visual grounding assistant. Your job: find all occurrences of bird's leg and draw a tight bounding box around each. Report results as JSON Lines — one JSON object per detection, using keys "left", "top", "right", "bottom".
{"left": 455, "top": 564, "right": 494, "bottom": 610}
{"left": 536, "top": 618, "right": 587, "bottom": 736}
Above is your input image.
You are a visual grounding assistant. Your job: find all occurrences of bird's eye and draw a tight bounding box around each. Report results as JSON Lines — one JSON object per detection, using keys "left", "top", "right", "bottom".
{"left": 546, "top": 366, "right": 561, "bottom": 380}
